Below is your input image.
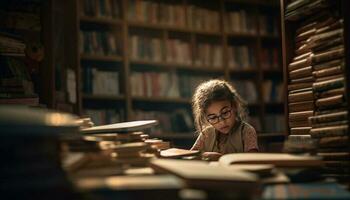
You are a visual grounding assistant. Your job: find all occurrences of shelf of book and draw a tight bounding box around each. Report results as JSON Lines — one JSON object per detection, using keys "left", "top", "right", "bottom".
{"left": 229, "top": 69, "right": 259, "bottom": 74}
{"left": 71, "top": 0, "right": 285, "bottom": 146}
{"left": 132, "top": 96, "right": 191, "bottom": 104}
{"left": 80, "top": 16, "right": 123, "bottom": 25}
{"left": 80, "top": 54, "right": 123, "bottom": 62}
{"left": 82, "top": 94, "right": 125, "bottom": 101}
{"left": 226, "top": 33, "right": 259, "bottom": 39}
{"left": 130, "top": 59, "right": 225, "bottom": 73}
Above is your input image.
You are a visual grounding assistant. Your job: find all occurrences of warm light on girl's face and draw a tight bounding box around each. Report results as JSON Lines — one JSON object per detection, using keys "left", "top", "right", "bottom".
{"left": 206, "top": 100, "right": 236, "bottom": 134}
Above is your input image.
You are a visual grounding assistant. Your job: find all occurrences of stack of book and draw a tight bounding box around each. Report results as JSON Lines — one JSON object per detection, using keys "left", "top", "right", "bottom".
{"left": 0, "top": 32, "right": 25, "bottom": 56}
{"left": 285, "top": 0, "right": 349, "bottom": 181}
{"left": 287, "top": 17, "right": 317, "bottom": 136}
{"left": 0, "top": 106, "right": 79, "bottom": 198}
{"left": 80, "top": 120, "right": 161, "bottom": 168}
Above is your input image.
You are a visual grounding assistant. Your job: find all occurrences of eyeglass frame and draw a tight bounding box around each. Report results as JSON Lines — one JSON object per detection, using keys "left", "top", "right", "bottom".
{"left": 206, "top": 107, "right": 235, "bottom": 125}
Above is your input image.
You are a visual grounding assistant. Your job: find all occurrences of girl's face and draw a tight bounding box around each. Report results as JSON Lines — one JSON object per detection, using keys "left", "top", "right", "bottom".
{"left": 205, "top": 100, "right": 236, "bottom": 134}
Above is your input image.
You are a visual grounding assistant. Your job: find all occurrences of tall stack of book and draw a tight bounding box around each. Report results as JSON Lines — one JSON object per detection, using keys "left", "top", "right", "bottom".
{"left": 284, "top": 0, "right": 349, "bottom": 182}
{"left": 286, "top": 16, "right": 317, "bottom": 136}
{"left": 0, "top": 107, "right": 79, "bottom": 199}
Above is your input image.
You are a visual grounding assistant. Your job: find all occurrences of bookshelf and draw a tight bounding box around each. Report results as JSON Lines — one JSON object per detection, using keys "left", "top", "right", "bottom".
{"left": 69, "top": 0, "right": 284, "bottom": 149}
{"left": 280, "top": 0, "right": 350, "bottom": 183}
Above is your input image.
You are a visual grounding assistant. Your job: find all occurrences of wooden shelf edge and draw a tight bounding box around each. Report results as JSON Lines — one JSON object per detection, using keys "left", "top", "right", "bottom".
{"left": 128, "top": 21, "right": 221, "bottom": 35}
{"left": 229, "top": 68, "right": 258, "bottom": 73}
{"left": 80, "top": 16, "right": 123, "bottom": 25}
{"left": 130, "top": 60, "right": 224, "bottom": 72}
{"left": 80, "top": 54, "right": 123, "bottom": 62}
{"left": 132, "top": 96, "right": 190, "bottom": 104}
{"left": 82, "top": 94, "right": 125, "bottom": 100}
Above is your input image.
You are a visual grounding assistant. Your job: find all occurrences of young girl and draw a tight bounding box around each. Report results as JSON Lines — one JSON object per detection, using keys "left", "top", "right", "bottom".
{"left": 191, "top": 79, "right": 258, "bottom": 161}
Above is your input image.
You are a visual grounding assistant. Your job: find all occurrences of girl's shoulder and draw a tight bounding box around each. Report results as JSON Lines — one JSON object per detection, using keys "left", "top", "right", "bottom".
{"left": 241, "top": 121, "right": 256, "bottom": 133}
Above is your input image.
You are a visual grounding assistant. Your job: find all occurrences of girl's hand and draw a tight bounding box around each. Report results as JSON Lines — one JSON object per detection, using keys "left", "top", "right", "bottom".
{"left": 201, "top": 152, "right": 222, "bottom": 161}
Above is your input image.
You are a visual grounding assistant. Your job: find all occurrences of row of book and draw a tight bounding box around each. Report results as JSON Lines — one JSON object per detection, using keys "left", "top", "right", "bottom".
{"left": 261, "top": 47, "right": 280, "bottom": 70}
{"left": 130, "top": 35, "right": 224, "bottom": 68}
{"left": 81, "top": 0, "right": 121, "bottom": 19}
{"left": 227, "top": 45, "right": 256, "bottom": 69}
{"left": 165, "top": 39, "right": 192, "bottom": 65}
{"left": 285, "top": 0, "right": 349, "bottom": 182}
{"left": 194, "top": 43, "right": 223, "bottom": 68}
{"left": 259, "top": 14, "right": 279, "bottom": 36}
{"left": 133, "top": 109, "right": 194, "bottom": 134}
{"left": 0, "top": 32, "right": 25, "bottom": 56}
{"left": 130, "top": 72, "right": 180, "bottom": 98}
{"left": 231, "top": 80, "right": 258, "bottom": 103}
{"left": 80, "top": 30, "right": 119, "bottom": 56}
{"left": 224, "top": 10, "right": 258, "bottom": 34}
{"left": 83, "top": 67, "right": 120, "bottom": 96}
{"left": 127, "top": 0, "right": 220, "bottom": 32}
{"left": 84, "top": 108, "right": 124, "bottom": 125}
{"left": 264, "top": 114, "right": 285, "bottom": 133}
{"left": 187, "top": 5, "right": 220, "bottom": 32}
{"left": 129, "top": 35, "right": 163, "bottom": 62}
{"left": 127, "top": 0, "right": 186, "bottom": 28}
{"left": 263, "top": 80, "right": 284, "bottom": 103}
{"left": 178, "top": 74, "right": 213, "bottom": 98}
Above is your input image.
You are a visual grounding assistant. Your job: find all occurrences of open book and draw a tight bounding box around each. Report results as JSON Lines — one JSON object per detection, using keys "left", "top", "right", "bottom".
{"left": 160, "top": 148, "right": 200, "bottom": 158}
{"left": 219, "top": 153, "right": 323, "bottom": 168}
{"left": 80, "top": 120, "right": 158, "bottom": 134}
{"left": 150, "top": 159, "right": 259, "bottom": 192}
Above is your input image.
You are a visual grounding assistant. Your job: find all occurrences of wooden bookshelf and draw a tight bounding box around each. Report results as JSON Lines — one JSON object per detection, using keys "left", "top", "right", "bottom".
{"left": 69, "top": 0, "right": 284, "bottom": 148}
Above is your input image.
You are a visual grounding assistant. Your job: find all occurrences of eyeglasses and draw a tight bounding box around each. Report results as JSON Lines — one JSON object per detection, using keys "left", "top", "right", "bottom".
{"left": 206, "top": 108, "right": 234, "bottom": 124}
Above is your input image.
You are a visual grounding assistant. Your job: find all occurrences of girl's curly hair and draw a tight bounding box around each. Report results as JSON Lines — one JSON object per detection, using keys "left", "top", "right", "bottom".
{"left": 191, "top": 79, "right": 248, "bottom": 133}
